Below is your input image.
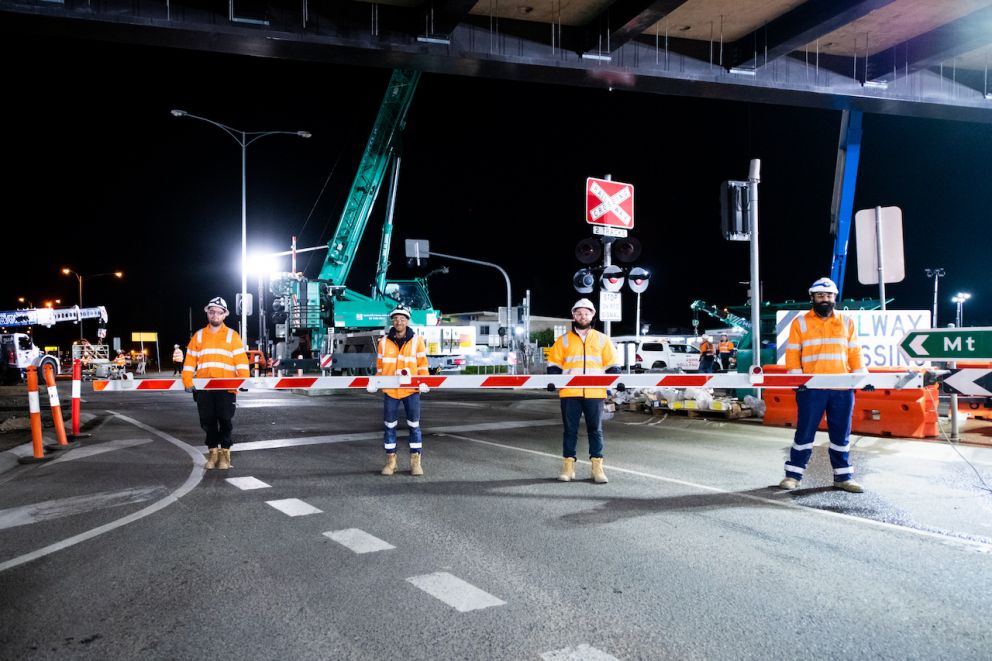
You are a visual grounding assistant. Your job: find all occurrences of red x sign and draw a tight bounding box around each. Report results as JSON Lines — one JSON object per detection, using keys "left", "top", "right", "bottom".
{"left": 586, "top": 177, "right": 634, "bottom": 229}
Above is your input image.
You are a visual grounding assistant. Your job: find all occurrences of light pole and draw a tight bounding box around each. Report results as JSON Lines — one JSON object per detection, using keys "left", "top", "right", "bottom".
{"left": 61, "top": 268, "right": 123, "bottom": 339}
{"left": 924, "top": 268, "right": 945, "bottom": 327}
{"left": 952, "top": 292, "right": 971, "bottom": 327}
{"left": 170, "top": 109, "right": 311, "bottom": 342}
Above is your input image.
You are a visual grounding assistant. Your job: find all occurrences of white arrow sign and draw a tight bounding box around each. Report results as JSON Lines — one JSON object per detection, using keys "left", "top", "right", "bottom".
{"left": 908, "top": 334, "right": 929, "bottom": 356}
{"left": 943, "top": 369, "right": 992, "bottom": 396}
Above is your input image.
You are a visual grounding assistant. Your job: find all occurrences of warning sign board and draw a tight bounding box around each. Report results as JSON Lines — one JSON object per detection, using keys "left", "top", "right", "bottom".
{"left": 586, "top": 178, "right": 634, "bottom": 230}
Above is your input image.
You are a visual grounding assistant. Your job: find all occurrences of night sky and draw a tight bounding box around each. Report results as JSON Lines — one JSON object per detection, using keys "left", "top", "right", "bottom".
{"left": 5, "top": 30, "right": 991, "bottom": 356}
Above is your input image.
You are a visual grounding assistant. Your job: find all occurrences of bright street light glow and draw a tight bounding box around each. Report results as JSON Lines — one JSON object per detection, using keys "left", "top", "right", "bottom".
{"left": 247, "top": 252, "right": 282, "bottom": 276}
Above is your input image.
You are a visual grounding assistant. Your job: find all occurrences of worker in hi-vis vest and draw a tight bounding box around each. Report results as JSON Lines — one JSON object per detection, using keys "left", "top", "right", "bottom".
{"left": 778, "top": 277, "right": 867, "bottom": 494}
{"left": 717, "top": 333, "right": 736, "bottom": 371}
{"left": 182, "top": 296, "right": 250, "bottom": 471}
{"left": 546, "top": 298, "right": 620, "bottom": 484}
{"left": 172, "top": 344, "right": 184, "bottom": 375}
{"left": 376, "top": 305, "right": 430, "bottom": 477}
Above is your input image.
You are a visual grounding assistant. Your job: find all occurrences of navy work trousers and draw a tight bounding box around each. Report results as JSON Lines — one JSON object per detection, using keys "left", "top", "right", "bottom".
{"left": 785, "top": 388, "right": 856, "bottom": 483}
{"left": 560, "top": 397, "right": 604, "bottom": 459}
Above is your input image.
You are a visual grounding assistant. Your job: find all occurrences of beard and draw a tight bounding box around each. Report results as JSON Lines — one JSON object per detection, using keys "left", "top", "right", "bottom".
{"left": 573, "top": 320, "right": 592, "bottom": 330}
{"left": 813, "top": 301, "right": 835, "bottom": 317}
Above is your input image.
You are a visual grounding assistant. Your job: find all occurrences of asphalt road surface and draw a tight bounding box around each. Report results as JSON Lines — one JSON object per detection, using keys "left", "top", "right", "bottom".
{"left": 1, "top": 387, "right": 990, "bottom": 660}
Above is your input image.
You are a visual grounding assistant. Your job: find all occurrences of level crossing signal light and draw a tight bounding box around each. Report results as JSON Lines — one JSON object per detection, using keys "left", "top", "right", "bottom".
{"left": 612, "top": 237, "right": 641, "bottom": 263}
{"left": 575, "top": 238, "right": 602, "bottom": 264}
{"left": 572, "top": 268, "right": 595, "bottom": 294}
{"left": 600, "top": 265, "right": 625, "bottom": 293}
{"left": 628, "top": 267, "right": 650, "bottom": 293}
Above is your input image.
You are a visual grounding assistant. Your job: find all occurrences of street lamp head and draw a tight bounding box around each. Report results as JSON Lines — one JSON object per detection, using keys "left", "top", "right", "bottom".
{"left": 61, "top": 267, "right": 72, "bottom": 275}
{"left": 298, "top": 131, "right": 312, "bottom": 139}
{"left": 114, "top": 271, "right": 124, "bottom": 278}
{"left": 170, "top": 109, "right": 188, "bottom": 117}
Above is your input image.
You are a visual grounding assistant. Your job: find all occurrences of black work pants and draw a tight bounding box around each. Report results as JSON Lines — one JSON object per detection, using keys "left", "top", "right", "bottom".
{"left": 195, "top": 390, "right": 237, "bottom": 449}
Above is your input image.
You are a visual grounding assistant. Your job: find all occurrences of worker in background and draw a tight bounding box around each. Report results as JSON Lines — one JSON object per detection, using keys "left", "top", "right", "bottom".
{"left": 376, "top": 305, "right": 430, "bottom": 477}
{"left": 546, "top": 298, "right": 621, "bottom": 484}
{"left": 114, "top": 350, "right": 127, "bottom": 369}
{"left": 172, "top": 344, "right": 184, "bottom": 375}
{"left": 182, "top": 297, "right": 250, "bottom": 471}
{"left": 779, "top": 277, "right": 866, "bottom": 494}
{"left": 698, "top": 335, "right": 716, "bottom": 373}
{"left": 717, "top": 333, "right": 736, "bottom": 372}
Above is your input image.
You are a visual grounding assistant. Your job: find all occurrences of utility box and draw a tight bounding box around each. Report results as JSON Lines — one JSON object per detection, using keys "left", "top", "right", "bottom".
{"left": 720, "top": 180, "right": 750, "bottom": 241}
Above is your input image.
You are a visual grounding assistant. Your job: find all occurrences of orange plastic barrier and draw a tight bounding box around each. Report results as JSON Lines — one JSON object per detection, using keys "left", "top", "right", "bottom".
{"left": 761, "top": 365, "right": 938, "bottom": 438}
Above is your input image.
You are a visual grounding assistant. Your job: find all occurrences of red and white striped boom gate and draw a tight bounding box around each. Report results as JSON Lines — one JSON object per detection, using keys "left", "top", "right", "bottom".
{"left": 92, "top": 371, "right": 926, "bottom": 392}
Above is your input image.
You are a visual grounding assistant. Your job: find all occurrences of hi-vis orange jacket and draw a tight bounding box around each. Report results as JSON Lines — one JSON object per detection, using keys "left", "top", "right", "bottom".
{"left": 376, "top": 329, "right": 429, "bottom": 400}
{"left": 718, "top": 340, "right": 735, "bottom": 353}
{"left": 182, "top": 325, "right": 250, "bottom": 388}
{"left": 546, "top": 329, "right": 620, "bottom": 399}
{"left": 785, "top": 309, "right": 864, "bottom": 375}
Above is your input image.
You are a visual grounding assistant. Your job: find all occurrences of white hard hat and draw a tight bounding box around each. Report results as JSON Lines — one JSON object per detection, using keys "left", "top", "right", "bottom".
{"left": 204, "top": 296, "right": 229, "bottom": 313}
{"left": 808, "top": 277, "right": 839, "bottom": 295}
{"left": 571, "top": 298, "right": 596, "bottom": 314}
{"left": 174, "top": 344, "right": 180, "bottom": 349}
{"left": 389, "top": 305, "right": 411, "bottom": 320}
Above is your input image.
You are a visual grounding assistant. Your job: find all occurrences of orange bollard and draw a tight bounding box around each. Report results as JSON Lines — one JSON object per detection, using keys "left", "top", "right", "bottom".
{"left": 68, "top": 359, "right": 91, "bottom": 440}
{"left": 43, "top": 363, "right": 70, "bottom": 448}
{"left": 253, "top": 354, "right": 260, "bottom": 378}
{"left": 17, "top": 366, "right": 52, "bottom": 463}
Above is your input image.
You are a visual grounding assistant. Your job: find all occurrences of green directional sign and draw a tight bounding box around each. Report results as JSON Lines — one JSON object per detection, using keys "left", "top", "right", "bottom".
{"left": 900, "top": 327, "right": 992, "bottom": 360}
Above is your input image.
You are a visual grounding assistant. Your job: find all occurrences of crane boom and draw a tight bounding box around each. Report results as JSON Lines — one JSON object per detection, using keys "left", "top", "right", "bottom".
{"left": 0, "top": 306, "right": 108, "bottom": 328}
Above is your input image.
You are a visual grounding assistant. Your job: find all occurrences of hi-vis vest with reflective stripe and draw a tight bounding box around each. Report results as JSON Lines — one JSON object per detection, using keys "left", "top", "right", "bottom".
{"left": 718, "top": 341, "right": 734, "bottom": 353}
{"left": 182, "top": 325, "right": 250, "bottom": 388}
{"left": 377, "top": 332, "right": 428, "bottom": 400}
{"left": 785, "top": 310, "right": 864, "bottom": 375}
{"left": 546, "top": 329, "right": 619, "bottom": 398}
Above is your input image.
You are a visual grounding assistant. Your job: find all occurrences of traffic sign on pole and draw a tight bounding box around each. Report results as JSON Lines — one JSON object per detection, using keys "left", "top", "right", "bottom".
{"left": 586, "top": 177, "right": 634, "bottom": 229}
{"left": 900, "top": 327, "right": 992, "bottom": 360}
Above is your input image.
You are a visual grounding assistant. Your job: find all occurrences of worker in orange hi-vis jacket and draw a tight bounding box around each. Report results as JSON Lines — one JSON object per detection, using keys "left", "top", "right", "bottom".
{"left": 778, "top": 277, "right": 867, "bottom": 494}
{"left": 375, "top": 305, "right": 430, "bottom": 477}
{"left": 182, "top": 296, "right": 250, "bottom": 471}
{"left": 717, "top": 333, "right": 736, "bottom": 371}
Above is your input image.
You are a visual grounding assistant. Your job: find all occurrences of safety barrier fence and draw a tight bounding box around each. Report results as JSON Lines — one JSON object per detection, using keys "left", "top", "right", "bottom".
{"left": 92, "top": 371, "right": 926, "bottom": 392}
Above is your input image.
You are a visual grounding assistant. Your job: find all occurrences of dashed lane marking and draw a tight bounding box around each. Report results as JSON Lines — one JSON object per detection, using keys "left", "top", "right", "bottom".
{"left": 406, "top": 571, "right": 506, "bottom": 612}
{"left": 540, "top": 644, "right": 621, "bottom": 660}
{"left": 233, "top": 419, "right": 559, "bottom": 452}
{"left": 0, "top": 486, "right": 167, "bottom": 531}
{"left": 265, "top": 498, "right": 323, "bottom": 517}
{"left": 323, "top": 528, "right": 396, "bottom": 554}
{"left": 225, "top": 476, "right": 271, "bottom": 490}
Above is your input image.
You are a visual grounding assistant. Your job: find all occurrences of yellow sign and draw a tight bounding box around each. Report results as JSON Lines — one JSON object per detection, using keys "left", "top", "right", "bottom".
{"left": 44, "top": 346, "right": 59, "bottom": 353}
{"left": 131, "top": 332, "right": 158, "bottom": 342}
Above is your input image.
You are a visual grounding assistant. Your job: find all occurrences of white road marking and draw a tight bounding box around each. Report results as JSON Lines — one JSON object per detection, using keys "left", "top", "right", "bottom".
{"left": 236, "top": 399, "right": 325, "bottom": 409}
{"left": 541, "top": 644, "right": 620, "bottom": 660}
{"left": 225, "top": 476, "right": 271, "bottom": 490}
{"left": 0, "top": 487, "right": 166, "bottom": 531}
{"left": 406, "top": 571, "right": 506, "bottom": 612}
{"left": 323, "top": 528, "right": 395, "bottom": 554}
{"left": 49, "top": 438, "right": 152, "bottom": 464}
{"left": 266, "top": 498, "right": 322, "bottom": 517}
{"left": 234, "top": 419, "right": 559, "bottom": 452}
{"left": 0, "top": 411, "right": 205, "bottom": 573}
{"left": 444, "top": 433, "right": 992, "bottom": 553}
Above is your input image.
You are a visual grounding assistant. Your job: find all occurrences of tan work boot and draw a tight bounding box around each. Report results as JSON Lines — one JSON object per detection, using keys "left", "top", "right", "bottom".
{"left": 557, "top": 457, "right": 576, "bottom": 482}
{"left": 217, "top": 448, "right": 232, "bottom": 470}
{"left": 779, "top": 477, "right": 800, "bottom": 490}
{"left": 590, "top": 457, "right": 609, "bottom": 484}
{"left": 410, "top": 453, "right": 424, "bottom": 476}
{"left": 205, "top": 448, "right": 219, "bottom": 470}
{"left": 833, "top": 479, "right": 864, "bottom": 493}
{"left": 381, "top": 453, "right": 397, "bottom": 476}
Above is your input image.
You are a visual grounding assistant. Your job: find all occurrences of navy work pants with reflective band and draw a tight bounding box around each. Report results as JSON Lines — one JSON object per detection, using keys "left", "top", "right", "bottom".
{"left": 383, "top": 393, "right": 422, "bottom": 454}
{"left": 560, "top": 397, "right": 604, "bottom": 459}
{"left": 785, "top": 388, "right": 856, "bottom": 483}
{"left": 196, "top": 390, "right": 237, "bottom": 449}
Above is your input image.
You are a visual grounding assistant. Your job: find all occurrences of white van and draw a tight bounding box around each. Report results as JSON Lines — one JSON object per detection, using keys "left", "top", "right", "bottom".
{"left": 612, "top": 336, "right": 701, "bottom": 372}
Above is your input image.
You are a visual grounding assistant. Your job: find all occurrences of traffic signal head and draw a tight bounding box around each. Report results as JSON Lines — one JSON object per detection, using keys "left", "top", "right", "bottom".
{"left": 572, "top": 268, "right": 595, "bottom": 294}
{"left": 628, "top": 267, "right": 650, "bottom": 293}
{"left": 613, "top": 237, "right": 641, "bottom": 263}
{"left": 601, "top": 265, "right": 625, "bottom": 293}
{"left": 575, "top": 238, "right": 602, "bottom": 265}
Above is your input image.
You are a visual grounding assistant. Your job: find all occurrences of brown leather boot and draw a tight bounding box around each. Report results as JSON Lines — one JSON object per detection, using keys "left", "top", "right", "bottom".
{"left": 410, "top": 453, "right": 423, "bottom": 476}
{"left": 381, "top": 453, "right": 397, "bottom": 476}
{"left": 205, "top": 448, "right": 219, "bottom": 470}
{"left": 217, "top": 448, "right": 232, "bottom": 470}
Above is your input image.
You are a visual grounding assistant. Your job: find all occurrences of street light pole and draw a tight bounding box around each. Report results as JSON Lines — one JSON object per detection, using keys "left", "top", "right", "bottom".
{"left": 952, "top": 292, "right": 971, "bottom": 327}
{"left": 924, "top": 268, "right": 945, "bottom": 327}
{"left": 170, "top": 109, "right": 311, "bottom": 342}
{"left": 61, "top": 268, "right": 122, "bottom": 340}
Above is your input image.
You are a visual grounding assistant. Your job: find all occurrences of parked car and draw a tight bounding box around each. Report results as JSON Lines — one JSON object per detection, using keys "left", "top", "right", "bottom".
{"left": 612, "top": 336, "right": 701, "bottom": 372}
